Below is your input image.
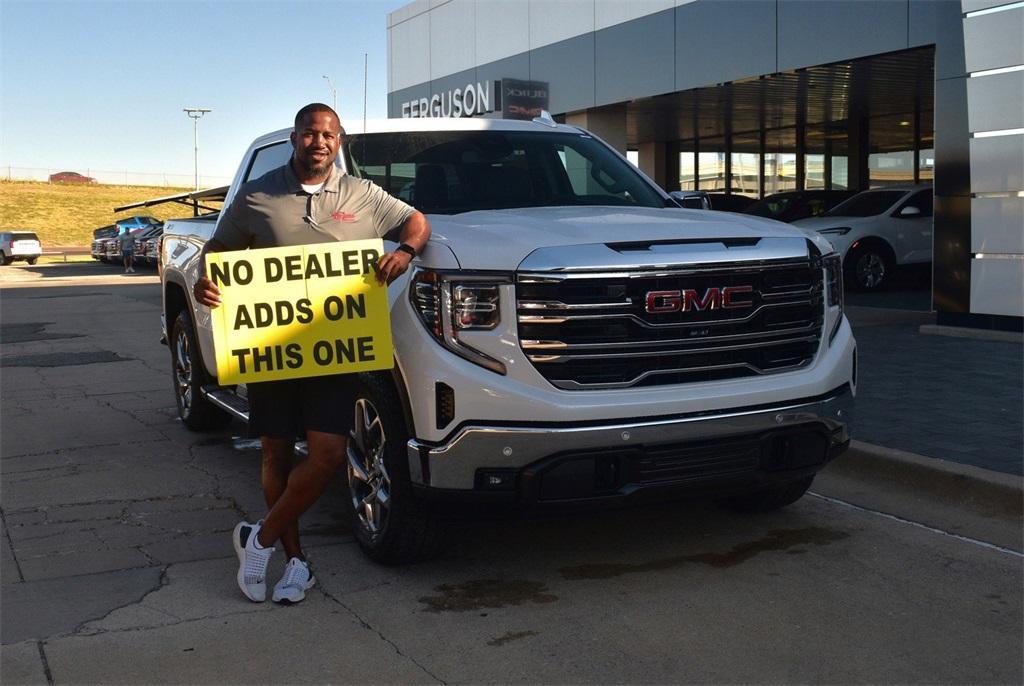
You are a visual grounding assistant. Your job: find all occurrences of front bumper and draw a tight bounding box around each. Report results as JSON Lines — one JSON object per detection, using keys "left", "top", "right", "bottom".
{"left": 407, "top": 384, "right": 852, "bottom": 499}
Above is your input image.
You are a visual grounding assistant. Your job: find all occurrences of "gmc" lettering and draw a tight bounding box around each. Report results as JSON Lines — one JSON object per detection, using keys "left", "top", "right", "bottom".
{"left": 645, "top": 286, "right": 754, "bottom": 313}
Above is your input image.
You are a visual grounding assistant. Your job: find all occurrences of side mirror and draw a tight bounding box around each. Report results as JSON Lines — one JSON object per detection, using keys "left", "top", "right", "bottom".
{"left": 899, "top": 206, "right": 922, "bottom": 217}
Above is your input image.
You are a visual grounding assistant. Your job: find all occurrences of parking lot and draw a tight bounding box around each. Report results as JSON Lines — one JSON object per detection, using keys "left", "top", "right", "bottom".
{"left": 1, "top": 264, "right": 1022, "bottom": 684}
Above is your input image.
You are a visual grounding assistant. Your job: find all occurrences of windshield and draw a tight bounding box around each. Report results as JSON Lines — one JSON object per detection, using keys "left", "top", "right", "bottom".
{"left": 745, "top": 193, "right": 798, "bottom": 218}
{"left": 826, "top": 190, "right": 904, "bottom": 217}
{"left": 347, "top": 130, "right": 665, "bottom": 214}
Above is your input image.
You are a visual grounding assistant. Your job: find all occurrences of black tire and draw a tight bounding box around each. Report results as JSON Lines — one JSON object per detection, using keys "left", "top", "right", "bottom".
{"left": 719, "top": 476, "right": 815, "bottom": 513}
{"left": 169, "top": 309, "right": 232, "bottom": 431}
{"left": 27, "top": 257, "right": 38, "bottom": 265}
{"left": 0, "top": 252, "right": 11, "bottom": 266}
{"left": 347, "top": 372, "right": 442, "bottom": 565}
{"left": 844, "top": 243, "right": 893, "bottom": 291}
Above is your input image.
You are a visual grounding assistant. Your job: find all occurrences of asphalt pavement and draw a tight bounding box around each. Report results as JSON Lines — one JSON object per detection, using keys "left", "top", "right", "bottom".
{"left": 1, "top": 262, "right": 1022, "bottom": 685}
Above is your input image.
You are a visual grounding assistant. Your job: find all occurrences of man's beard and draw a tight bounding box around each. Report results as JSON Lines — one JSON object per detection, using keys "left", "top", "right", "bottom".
{"left": 297, "top": 154, "right": 332, "bottom": 177}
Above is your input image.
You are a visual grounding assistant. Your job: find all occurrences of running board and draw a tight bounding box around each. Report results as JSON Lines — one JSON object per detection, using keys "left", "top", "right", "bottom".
{"left": 201, "top": 386, "right": 309, "bottom": 456}
{"left": 202, "top": 386, "right": 250, "bottom": 422}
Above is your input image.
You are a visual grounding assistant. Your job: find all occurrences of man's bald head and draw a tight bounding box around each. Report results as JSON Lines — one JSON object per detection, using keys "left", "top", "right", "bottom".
{"left": 294, "top": 103, "right": 344, "bottom": 135}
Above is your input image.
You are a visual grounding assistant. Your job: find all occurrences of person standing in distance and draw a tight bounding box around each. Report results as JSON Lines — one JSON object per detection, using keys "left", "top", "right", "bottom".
{"left": 119, "top": 227, "right": 136, "bottom": 273}
{"left": 193, "top": 103, "right": 430, "bottom": 604}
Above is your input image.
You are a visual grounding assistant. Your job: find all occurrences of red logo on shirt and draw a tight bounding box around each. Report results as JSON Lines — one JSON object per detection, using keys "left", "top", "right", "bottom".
{"left": 331, "top": 211, "right": 356, "bottom": 222}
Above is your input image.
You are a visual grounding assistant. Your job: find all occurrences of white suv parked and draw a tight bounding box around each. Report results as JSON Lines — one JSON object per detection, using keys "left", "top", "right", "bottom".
{"left": 0, "top": 231, "right": 42, "bottom": 265}
{"left": 794, "top": 185, "right": 933, "bottom": 290}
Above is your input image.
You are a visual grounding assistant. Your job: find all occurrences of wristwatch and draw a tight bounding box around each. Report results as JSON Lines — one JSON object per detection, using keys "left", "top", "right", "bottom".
{"left": 396, "top": 243, "right": 417, "bottom": 258}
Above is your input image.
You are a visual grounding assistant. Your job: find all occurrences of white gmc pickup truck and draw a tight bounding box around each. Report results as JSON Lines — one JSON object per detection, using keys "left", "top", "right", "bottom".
{"left": 160, "top": 117, "right": 856, "bottom": 563}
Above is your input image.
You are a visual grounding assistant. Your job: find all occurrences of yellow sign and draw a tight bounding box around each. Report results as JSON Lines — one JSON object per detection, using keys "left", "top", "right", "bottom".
{"left": 207, "top": 240, "right": 394, "bottom": 384}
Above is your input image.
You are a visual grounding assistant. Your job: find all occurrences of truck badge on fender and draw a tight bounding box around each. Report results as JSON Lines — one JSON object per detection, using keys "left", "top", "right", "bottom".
{"left": 644, "top": 286, "right": 754, "bottom": 313}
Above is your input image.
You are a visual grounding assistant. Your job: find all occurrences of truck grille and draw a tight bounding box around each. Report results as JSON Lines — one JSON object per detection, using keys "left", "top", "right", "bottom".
{"left": 517, "top": 259, "right": 824, "bottom": 390}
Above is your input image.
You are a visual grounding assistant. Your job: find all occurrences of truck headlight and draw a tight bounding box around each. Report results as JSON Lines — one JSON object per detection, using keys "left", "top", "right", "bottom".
{"left": 824, "top": 254, "right": 844, "bottom": 344}
{"left": 411, "top": 269, "right": 508, "bottom": 374}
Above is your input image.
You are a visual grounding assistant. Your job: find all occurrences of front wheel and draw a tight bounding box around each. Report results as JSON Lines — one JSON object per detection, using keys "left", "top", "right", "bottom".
{"left": 845, "top": 244, "right": 892, "bottom": 291}
{"left": 347, "top": 373, "right": 441, "bottom": 565}
{"left": 0, "top": 252, "right": 11, "bottom": 266}
{"left": 169, "top": 309, "right": 231, "bottom": 430}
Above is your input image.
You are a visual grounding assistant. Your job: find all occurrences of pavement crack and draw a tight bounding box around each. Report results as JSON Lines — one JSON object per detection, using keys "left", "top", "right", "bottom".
{"left": 184, "top": 443, "right": 249, "bottom": 521}
{"left": 0, "top": 506, "right": 26, "bottom": 582}
{"left": 36, "top": 641, "right": 55, "bottom": 686}
{"left": 318, "top": 585, "right": 447, "bottom": 685}
{"left": 71, "top": 566, "right": 169, "bottom": 637}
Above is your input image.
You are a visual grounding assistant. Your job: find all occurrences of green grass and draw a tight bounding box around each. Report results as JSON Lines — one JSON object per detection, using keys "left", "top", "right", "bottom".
{"left": 0, "top": 180, "right": 221, "bottom": 247}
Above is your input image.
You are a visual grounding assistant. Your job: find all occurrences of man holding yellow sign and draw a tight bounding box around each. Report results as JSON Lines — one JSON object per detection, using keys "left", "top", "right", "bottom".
{"left": 194, "top": 103, "right": 431, "bottom": 604}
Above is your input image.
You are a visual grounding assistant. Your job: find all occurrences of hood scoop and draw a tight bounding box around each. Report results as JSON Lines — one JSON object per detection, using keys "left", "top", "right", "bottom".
{"left": 519, "top": 236, "right": 810, "bottom": 273}
{"left": 609, "top": 237, "right": 762, "bottom": 253}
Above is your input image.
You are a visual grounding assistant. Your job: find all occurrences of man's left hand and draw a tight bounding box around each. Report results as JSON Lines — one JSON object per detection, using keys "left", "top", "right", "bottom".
{"left": 375, "top": 250, "right": 414, "bottom": 285}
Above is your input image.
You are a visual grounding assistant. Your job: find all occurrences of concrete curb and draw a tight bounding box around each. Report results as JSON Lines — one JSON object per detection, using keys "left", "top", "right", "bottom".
{"left": 824, "top": 440, "right": 1023, "bottom": 519}
{"left": 919, "top": 324, "right": 1023, "bottom": 343}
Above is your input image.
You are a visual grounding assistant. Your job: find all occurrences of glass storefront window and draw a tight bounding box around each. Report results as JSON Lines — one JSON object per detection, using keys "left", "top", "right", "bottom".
{"left": 805, "top": 154, "right": 825, "bottom": 189}
{"left": 831, "top": 156, "right": 849, "bottom": 189}
{"left": 918, "top": 148, "right": 934, "bottom": 183}
{"left": 730, "top": 153, "right": 760, "bottom": 194}
{"left": 697, "top": 137, "right": 726, "bottom": 191}
{"left": 679, "top": 146, "right": 696, "bottom": 190}
{"left": 869, "top": 150, "right": 915, "bottom": 187}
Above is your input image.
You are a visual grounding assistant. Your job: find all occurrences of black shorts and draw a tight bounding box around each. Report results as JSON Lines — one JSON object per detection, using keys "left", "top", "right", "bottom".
{"left": 246, "top": 373, "right": 359, "bottom": 439}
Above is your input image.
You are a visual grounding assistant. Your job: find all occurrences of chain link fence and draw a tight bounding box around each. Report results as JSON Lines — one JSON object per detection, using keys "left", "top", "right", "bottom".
{"left": 2, "top": 166, "right": 233, "bottom": 189}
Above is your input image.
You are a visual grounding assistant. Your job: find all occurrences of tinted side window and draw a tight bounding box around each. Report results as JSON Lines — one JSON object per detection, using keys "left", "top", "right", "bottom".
{"left": 245, "top": 142, "right": 291, "bottom": 183}
{"left": 900, "top": 189, "right": 933, "bottom": 217}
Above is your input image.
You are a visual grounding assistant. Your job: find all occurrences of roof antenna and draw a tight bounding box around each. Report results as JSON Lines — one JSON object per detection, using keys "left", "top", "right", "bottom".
{"left": 533, "top": 109, "right": 557, "bottom": 128}
{"left": 363, "top": 53, "right": 368, "bottom": 132}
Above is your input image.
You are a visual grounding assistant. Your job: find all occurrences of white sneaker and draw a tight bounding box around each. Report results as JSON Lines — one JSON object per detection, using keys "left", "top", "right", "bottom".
{"left": 129, "top": 267, "right": 135, "bottom": 273}
{"left": 272, "top": 557, "right": 316, "bottom": 604}
{"left": 233, "top": 521, "right": 274, "bottom": 602}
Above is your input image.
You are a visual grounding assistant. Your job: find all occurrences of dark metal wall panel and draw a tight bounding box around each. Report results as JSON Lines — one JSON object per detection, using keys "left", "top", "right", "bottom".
{"left": 388, "top": 84, "right": 433, "bottom": 118}
{"left": 674, "top": 0, "right": 777, "bottom": 91}
{"left": 594, "top": 9, "right": 675, "bottom": 107}
{"left": 933, "top": 75, "right": 972, "bottom": 313}
{"left": 935, "top": 77, "right": 972, "bottom": 197}
{"left": 935, "top": 0, "right": 967, "bottom": 79}
{"left": 476, "top": 53, "right": 530, "bottom": 88}
{"left": 909, "top": 0, "right": 940, "bottom": 47}
{"left": 933, "top": 196, "right": 973, "bottom": 313}
{"left": 777, "top": 0, "right": 909, "bottom": 71}
{"left": 530, "top": 34, "right": 596, "bottom": 114}
{"left": 963, "top": 7, "right": 1024, "bottom": 72}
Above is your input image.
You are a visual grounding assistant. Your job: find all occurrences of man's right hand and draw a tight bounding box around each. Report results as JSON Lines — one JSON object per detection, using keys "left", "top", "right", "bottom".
{"left": 194, "top": 276, "right": 221, "bottom": 307}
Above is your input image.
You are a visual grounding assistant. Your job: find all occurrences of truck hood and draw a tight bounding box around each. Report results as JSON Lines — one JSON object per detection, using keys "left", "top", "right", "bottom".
{"left": 426, "top": 206, "right": 834, "bottom": 270}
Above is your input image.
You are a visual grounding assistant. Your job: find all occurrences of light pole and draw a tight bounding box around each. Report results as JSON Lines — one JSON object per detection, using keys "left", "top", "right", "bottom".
{"left": 183, "top": 108, "right": 211, "bottom": 190}
{"left": 322, "top": 75, "right": 337, "bottom": 112}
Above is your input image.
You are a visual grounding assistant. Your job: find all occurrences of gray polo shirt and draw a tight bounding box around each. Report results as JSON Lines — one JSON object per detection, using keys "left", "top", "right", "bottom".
{"left": 213, "top": 161, "right": 416, "bottom": 250}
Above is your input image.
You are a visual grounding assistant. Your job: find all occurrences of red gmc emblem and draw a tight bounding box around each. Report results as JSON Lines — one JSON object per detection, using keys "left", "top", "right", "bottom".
{"left": 645, "top": 286, "right": 754, "bottom": 313}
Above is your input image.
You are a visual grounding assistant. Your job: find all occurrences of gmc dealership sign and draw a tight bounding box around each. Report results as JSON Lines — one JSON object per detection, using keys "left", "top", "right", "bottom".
{"left": 401, "top": 79, "right": 550, "bottom": 120}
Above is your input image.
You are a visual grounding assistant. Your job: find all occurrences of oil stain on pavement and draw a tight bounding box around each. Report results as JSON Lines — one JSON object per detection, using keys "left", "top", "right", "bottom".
{"left": 559, "top": 527, "right": 849, "bottom": 580}
{"left": 487, "top": 630, "right": 539, "bottom": 647}
{"left": 419, "top": 579, "right": 558, "bottom": 613}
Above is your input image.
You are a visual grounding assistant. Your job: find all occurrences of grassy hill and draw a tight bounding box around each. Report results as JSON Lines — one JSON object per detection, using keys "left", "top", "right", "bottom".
{"left": 0, "top": 180, "right": 220, "bottom": 247}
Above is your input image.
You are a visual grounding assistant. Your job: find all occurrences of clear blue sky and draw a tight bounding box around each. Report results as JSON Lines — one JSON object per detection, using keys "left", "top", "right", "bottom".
{"left": 1, "top": 0, "right": 407, "bottom": 179}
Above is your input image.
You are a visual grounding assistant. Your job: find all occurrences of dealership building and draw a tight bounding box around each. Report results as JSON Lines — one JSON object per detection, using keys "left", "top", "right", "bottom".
{"left": 387, "top": 0, "right": 1022, "bottom": 330}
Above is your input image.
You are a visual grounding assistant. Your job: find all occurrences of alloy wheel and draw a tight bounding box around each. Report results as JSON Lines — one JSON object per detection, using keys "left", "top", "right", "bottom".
{"left": 348, "top": 397, "right": 391, "bottom": 536}
{"left": 855, "top": 252, "right": 885, "bottom": 289}
{"left": 173, "top": 328, "right": 192, "bottom": 412}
